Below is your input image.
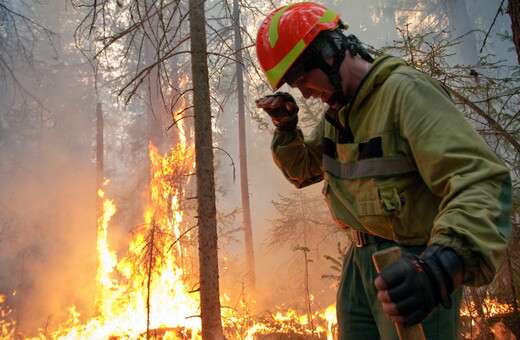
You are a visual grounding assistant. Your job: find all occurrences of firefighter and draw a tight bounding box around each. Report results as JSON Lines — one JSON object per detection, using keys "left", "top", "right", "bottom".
{"left": 254, "top": 2, "right": 512, "bottom": 339}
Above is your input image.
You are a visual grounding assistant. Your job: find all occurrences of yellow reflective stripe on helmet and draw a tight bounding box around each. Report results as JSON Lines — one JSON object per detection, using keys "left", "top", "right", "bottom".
{"left": 269, "top": 6, "right": 337, "bottom": 48}
{"left": 269, "top": 4, "right": 297, "bottom": 48}
{"left": 317, "top": 8, "right": 338, "bottom": 23}
{"left": 265, "top": 40, "right": 306, "bottom": 88}
{"left": 265, "top": 5, "right": 340, "bottom": 88}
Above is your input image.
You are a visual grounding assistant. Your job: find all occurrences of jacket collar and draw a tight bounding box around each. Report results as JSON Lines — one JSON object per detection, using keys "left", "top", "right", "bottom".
{"left": 350, "top": 55, "right": 405, "bottom": 112}
{"left": 326, "top": 55, "right": 406, "bottom": 128}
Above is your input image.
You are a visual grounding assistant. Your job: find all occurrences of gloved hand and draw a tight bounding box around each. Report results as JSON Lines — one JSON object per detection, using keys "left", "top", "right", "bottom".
{"left": 374, "top": 244, "right": 465, "bottom": 326}
{"left": 255, "top": 92, "right": 299, "bottom": 130}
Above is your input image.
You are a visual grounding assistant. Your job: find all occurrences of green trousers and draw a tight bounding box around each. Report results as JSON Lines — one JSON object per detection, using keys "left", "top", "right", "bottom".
{"left": 337, "top": 242, "right": 462, "bottom": 340}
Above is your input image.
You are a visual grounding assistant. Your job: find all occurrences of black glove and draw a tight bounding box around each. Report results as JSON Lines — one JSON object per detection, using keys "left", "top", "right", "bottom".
{"left": 377, "top": 244, "right": 465, "bottom": 326}
{"left": 260, "top": 92, "right": 299, "bottom": 130}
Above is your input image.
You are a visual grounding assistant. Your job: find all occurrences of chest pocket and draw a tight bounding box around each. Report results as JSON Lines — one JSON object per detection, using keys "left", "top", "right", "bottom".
{"left": 357, "top": 185, "right": 403, "bottom": 216}
{"left": 322, "top": 131, "right": 419, "bottom": 238}
{"left": 355, "top": 185, "right": 405, "bottom": 238}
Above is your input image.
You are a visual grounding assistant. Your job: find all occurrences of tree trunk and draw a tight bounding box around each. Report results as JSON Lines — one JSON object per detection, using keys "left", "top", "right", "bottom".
{"left": 299, "top": 192, "right": 314, "bottom": 333}
{"left": 233, "top": 0, "right": 256, "bottom": 293}
{"left": 145, "top": 221, "right": 157, "bottom": 340}
{"left": 508, "top": 0, "right": 520, "bottom": 64}
{"left": 144, "top": 0, "right": 166, "bottom": 154}
{"left": 188, "top": 0, "right": 226, "bottom": 339}
{"left": 96, "top": 102, "right": 104, "bottom": 190}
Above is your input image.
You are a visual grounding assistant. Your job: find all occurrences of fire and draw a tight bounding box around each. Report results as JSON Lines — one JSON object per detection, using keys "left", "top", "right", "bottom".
{"left": 172, "top": 74, "right": 190, "bottom": 147}
{"left": 236, "top": 305, "right": 336, "bottom": 340}
{"left": 96, "top": 181, "right": 118, "bottom": 294}
{"left": 0, "top": 295, "right": 15, "bottom": 339}
{"left": 460, "top": 294, "right": 516, "bottom": 340}
{"left": 324, "top": 304, "right": 337, "bottom": 340}
{"left": 460, "top": 295, "right": 514, "bottom": 318}
{"left": 0, "top": 139, "right": 338, "bottom": 339}
{"left": 16, "top": 141, "right": 198, "bottom": 340}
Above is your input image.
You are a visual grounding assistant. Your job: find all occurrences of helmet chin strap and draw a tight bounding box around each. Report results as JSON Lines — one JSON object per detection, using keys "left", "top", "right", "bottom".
{"left": 331, "top": 35, "right": 374, "bottom": 108}
{"left": 318, "top": 45, "right": 350, "bottom": 108}
{"left": 298, "top": 31, "right": 374, "bottom": 108}
{"left": 313, "top": 32, "right": 374, "bottom": 108}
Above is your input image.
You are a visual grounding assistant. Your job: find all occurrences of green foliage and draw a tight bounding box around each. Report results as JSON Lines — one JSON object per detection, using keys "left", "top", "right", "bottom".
{"left": 322, "top": 242, "right": 349, "bottom": 282}
{"left": 293, "top": 245, "right": 311, "bottom": 253}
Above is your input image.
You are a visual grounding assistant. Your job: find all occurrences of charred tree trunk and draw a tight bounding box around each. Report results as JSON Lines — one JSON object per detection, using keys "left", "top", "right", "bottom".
{"left": 189, "top": 0, "right": 226, "bottom": 339}
{"left": 233, "top": 0, "right": 256, "bottom": 293}
{"left": 509, "top": 0, "right": 520, "bottom": 64}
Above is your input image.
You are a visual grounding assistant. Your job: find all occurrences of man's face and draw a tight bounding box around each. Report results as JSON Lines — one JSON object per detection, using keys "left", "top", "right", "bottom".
{"left": 289, "top": 67, "right": 335, "bottom": 104}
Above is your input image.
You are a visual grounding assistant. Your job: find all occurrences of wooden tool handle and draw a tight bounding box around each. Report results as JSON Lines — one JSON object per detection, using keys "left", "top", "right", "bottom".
{"left": 372, "top": 246, "right": 427, "bottom": 340}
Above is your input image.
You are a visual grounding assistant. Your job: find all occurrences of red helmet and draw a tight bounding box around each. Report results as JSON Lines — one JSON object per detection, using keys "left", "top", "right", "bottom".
{"left": 256, "top": 2, "right": 343, "bottom": 90}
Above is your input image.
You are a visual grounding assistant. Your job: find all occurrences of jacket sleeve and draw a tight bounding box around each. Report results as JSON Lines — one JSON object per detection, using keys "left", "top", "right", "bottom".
{"left": 271, "top": 121, "right": 325, "bottom": 188}
{"left": 396, "top": 73, "right": 512, "bottom": 286}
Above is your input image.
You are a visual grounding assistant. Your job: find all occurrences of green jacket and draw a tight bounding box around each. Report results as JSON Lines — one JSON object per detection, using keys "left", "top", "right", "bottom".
{"left": 271, "top": 55, "right": 512, "bottom": 286}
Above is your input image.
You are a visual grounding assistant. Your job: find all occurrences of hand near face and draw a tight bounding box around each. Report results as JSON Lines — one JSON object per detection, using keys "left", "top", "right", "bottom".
{"left": 256, "top": 92, "right": 299, "bottom": 130}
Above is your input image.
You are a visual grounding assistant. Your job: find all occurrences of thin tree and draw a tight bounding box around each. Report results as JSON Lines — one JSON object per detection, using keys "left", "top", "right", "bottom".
{"left": 95, "top": 101, "right": 104, "bottom": 222}
{"left": 142, "top": 0, "right": 168, "bottom": 154}
{"left": 266, "top": 191, "right": 340, "bottom": 314}
{"left": 233, "top": 0, "right": 256, "bottom": 293}
{"left": 189, "top": 0, "right": 226, "bottom": 339}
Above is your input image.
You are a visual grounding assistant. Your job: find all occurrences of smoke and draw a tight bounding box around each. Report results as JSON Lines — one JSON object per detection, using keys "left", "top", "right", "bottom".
{"left": 0, "top": 0, "right": 516, "bottom": 336}
{"left": 0, "top": 2, "right": 100, "bottom": 334}
{"left": 0, "top": 114, "right": 98, "bottom": 334}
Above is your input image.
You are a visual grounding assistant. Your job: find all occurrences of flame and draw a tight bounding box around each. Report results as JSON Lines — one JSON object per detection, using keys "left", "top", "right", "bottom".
{"left": 172, "top": 74, "right": 190, "bottom": 147}
{"left": 0, "top": 138, "right": 339, "bottom": 339}
{"left": 460, "top": 294, "right": 516, "bottom": 340}
{"left": 234, "top": 304, "right": 336, "bottom": 340}
{"left": 460, "top": 295, "right": 514, "bottom": 318}
{"left": 96, "top": 180, "right": 118, "bottom": 295}
{"left": 51, "top": 141, "right": 199, "bottom": 340}
{"left": 0, "top": 294, "right": 15, "bottom": 339}
{"left": 324, "top": 304, "right": 337, "bottom": 340}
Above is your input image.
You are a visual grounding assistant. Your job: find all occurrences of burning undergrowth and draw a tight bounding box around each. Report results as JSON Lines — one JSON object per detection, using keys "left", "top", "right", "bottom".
{"left": 1, "top": 138, "right": 517, "bottom": 340}
{"left": 0, "top": 141, "right": 337, "bottom": 340}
